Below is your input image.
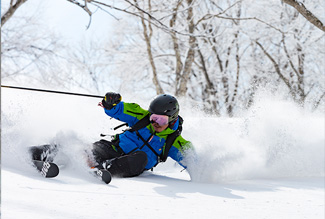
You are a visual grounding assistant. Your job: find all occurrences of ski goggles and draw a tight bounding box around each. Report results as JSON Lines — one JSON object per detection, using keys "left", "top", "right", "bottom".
{"left": 150, "top": 114, "right": 169, "bottom": 126}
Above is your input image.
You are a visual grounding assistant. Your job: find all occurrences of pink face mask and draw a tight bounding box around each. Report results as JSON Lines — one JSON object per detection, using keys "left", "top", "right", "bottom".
{"left": 150, "top": 114, "right": 169, "bottom": 126}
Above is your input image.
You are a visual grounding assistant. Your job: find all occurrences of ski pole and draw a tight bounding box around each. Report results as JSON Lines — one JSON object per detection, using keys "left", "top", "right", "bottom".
{"left": 1, "top": 85, "right": 104, "bottom": 98}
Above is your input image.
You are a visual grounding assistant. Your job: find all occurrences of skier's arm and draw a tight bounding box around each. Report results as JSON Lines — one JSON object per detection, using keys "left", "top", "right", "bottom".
{"left": 168, "top": 136, "right": 194, "bottom": 169}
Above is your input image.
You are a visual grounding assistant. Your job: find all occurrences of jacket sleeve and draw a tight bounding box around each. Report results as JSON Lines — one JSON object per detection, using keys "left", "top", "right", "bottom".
{"left": 167, "top": 135, "right": 194, "bottom": 169}
{"left": 103, "top": 101, "right": 149, "bottom": 126}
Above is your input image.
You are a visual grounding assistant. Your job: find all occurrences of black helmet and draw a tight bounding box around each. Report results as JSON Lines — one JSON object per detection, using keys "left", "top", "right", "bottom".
{"left": 148, "top": 94, "right": 179, "bottom": 123}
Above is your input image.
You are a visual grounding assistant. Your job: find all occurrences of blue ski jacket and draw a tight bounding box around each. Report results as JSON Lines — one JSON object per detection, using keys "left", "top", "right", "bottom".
{"left": 103, "top": 101, "right": 192, "bottom": 170}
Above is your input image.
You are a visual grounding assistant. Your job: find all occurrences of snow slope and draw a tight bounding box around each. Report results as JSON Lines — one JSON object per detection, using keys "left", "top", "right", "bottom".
{"left": 1, "top": 88, "right": 324, "bottom": 219}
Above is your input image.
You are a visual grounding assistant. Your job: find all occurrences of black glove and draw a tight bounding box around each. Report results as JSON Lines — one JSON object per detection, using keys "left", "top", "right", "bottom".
{"left": 102, "top": 92, "right": 122, "bottom": 110}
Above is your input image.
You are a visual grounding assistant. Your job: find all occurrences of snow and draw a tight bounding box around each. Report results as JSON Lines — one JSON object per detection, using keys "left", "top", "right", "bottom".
{"left": 3, "top": 169, "right": 323, "bottom": 219}
{"left": 1, "top": 88, "right": 324, "bottom": 219}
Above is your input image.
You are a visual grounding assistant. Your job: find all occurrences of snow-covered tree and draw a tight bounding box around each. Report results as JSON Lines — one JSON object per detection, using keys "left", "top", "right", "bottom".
{"left": 2, "top": 0, "right": 324, "bottom": 115}
{"left": 77, "top": 0, "right": 324, "bottom": 115}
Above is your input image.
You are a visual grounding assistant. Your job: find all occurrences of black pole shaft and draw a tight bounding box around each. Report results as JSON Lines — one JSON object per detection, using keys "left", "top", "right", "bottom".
{"left": 1, "top": 85, "right": 104, "bottom": 98}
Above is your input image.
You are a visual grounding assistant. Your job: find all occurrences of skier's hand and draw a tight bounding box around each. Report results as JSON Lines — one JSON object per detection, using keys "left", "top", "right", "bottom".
{"left": 102, "top": 92, "right": 122, "bottom": 110}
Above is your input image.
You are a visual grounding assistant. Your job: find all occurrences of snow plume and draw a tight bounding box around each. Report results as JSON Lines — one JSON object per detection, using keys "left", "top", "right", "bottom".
{"left": 183, "top": 93, "right": 324, "bottom": 182}
{"left": 1, "top": 88, "right": 106, "bottom": 174}
{"left": 2, "top": 88, "right": 324, "bottom": 183}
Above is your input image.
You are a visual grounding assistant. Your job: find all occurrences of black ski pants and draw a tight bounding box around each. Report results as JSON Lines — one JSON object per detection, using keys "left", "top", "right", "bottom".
{"left": 92, "top": 139, "right": 148, "bottom": 178}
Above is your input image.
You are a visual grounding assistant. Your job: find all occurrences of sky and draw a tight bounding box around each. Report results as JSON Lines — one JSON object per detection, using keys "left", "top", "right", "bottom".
{"left": 43, "top": 0, "right": 116, "bottom": 43}
{"left": 2, "top": 0, "right": 119, "bottom": 44}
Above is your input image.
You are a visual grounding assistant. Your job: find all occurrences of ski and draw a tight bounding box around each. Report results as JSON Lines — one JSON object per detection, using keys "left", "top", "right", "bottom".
{"left": 95, "top": 169, "right": 112, "bottom": 184}
{"left": 32, "top": 160, "right": 59, "bottom": 178}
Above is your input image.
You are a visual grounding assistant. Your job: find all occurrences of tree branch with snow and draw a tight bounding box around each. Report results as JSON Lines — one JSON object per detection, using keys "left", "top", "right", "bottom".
{"left": 282, "top": 0, "right": 325, "bottom": 32}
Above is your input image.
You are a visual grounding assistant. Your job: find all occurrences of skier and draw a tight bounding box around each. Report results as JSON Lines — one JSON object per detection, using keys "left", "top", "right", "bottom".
{"left": 29, "top": 92, "right": 193, "bottom": 179}
{"left": 90, "top": 92, "right": 193, "bottom": 177}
